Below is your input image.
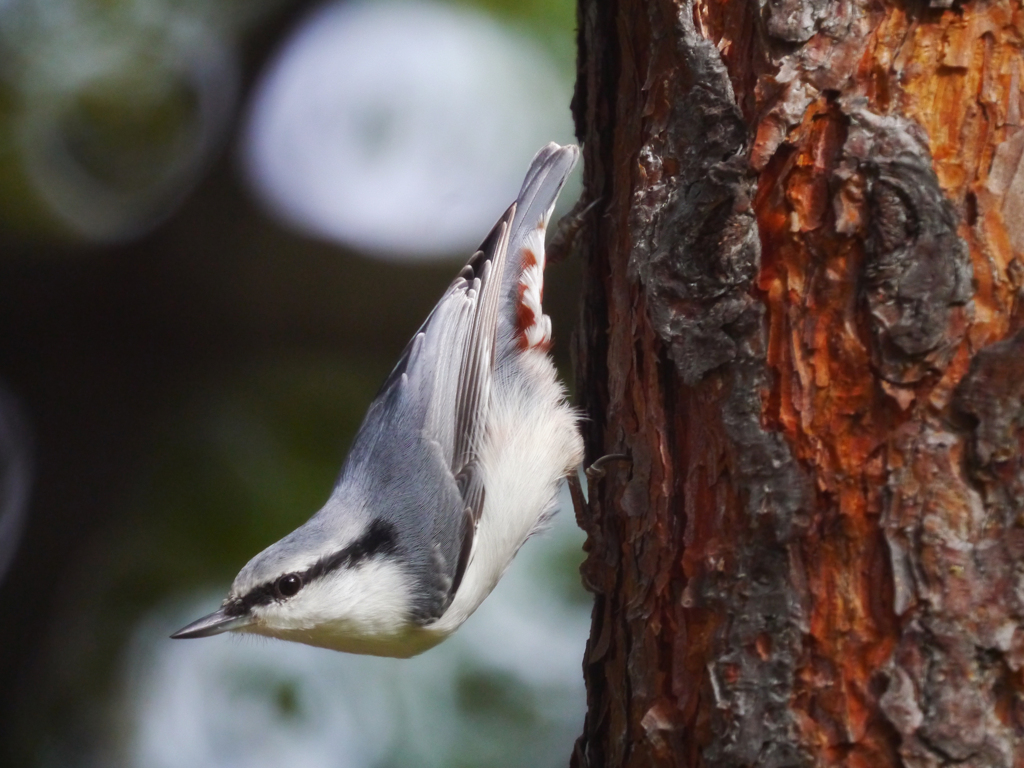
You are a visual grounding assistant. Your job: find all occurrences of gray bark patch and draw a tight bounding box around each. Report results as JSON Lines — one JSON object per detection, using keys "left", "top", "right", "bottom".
{"left": 841, "top": 104, "right": 974, "bottom": 385}
{"left": 629, "top": 6, "right": 760, "bottom": 388}
{"left": 876, "top": 336, "right": 1024, "bottom": 767}
{"left": 761, "top": 0, "right": 830, "bottom": 43}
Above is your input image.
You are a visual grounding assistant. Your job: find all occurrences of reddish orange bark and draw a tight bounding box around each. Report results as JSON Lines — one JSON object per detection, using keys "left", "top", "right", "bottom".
{"left": 570, "top": 1, "right": 1024, "bottom": 766}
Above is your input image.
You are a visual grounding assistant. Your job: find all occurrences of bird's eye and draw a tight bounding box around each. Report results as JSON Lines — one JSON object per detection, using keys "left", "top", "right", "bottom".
{"left": 276, "top": 574, "right": 303, "bottom": 598}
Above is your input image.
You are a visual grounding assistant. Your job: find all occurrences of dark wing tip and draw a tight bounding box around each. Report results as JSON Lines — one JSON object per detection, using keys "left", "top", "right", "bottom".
{"left": 462, "top": 202, "right": 516, "bottom": 280}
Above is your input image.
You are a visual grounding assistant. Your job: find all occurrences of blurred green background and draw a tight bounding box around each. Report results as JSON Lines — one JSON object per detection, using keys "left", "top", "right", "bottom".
{"left": 0, "top": 0, "right": 588, "bottom": 765}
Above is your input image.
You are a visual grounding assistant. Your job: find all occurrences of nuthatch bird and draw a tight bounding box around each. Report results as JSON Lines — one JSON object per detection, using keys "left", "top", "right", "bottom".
{"left": 172, "top": 143, "right": 584, "bottom": 657}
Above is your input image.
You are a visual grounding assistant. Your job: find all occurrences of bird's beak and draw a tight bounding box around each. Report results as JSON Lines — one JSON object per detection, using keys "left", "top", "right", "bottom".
{"left": 170, "top": 605, "right": 252, "bottom": 639}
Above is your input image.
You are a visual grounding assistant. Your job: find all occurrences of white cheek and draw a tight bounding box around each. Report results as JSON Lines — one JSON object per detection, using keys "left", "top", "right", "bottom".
{"left": 316, "top": 559, "right": 412, "bottom": 633}
{"left": 256, "top": 559, "right": 412, "bottom": 637}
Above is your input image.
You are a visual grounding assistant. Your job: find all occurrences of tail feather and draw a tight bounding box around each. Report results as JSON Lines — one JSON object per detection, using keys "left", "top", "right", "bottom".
{"left": 501, "top": 143, "right": 578, "bottom": 352}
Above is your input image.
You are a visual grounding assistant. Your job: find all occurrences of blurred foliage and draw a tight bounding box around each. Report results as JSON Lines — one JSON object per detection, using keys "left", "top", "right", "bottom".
{"left": 0, "top": 0, "right": 275, "bottom": 241}
{"left": 138, "top": 357, "right": 380, "bottom": 577}
{"left": 459, "top": 0, "right": 576, "bottom": 69}
{"left": 0, "top": 0, "right": 576, "bottom": 244}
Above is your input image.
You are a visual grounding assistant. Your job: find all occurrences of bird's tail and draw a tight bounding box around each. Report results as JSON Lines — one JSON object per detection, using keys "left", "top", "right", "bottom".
{"left": 500, "top": 143, "right": 579, "bottom": 353}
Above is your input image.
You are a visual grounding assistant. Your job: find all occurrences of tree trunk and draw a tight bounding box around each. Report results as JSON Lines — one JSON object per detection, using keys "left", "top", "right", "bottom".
{"left": 569, "top": 1, "right": 1024, "bottom": 766}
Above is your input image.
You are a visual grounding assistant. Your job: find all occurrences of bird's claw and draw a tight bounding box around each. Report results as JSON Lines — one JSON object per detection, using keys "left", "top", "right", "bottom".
{"left": 569, "top": 453, "right": 630, "bottom": 522}
{"left": 585, "top": 453, "right": 629, "bottom": 481}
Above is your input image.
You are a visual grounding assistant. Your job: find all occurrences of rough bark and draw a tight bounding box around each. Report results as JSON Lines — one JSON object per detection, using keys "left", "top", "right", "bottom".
{"left": 569, "top": 1, "right": 1024, "bottom": 766}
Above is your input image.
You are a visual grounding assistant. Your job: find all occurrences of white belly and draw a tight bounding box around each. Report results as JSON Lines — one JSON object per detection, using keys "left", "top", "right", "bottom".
{"left": 426, "top": 347, "right": 583, "bottom": 637}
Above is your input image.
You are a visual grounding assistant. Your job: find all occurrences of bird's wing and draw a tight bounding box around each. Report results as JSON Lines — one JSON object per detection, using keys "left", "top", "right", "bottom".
{"left": 416, "top": 204, "right": 514, "bottom": 603}
{"left": 337, "top": 205, "right": 515, "bottom": 620}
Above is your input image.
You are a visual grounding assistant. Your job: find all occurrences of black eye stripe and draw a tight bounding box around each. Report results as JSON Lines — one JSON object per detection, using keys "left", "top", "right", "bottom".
{"left": 351, "top": 519, "right": 398, "bottom": 561}
{"left": 305, "top": 519, "right": 398, "bottom": 581}
{"left": 229, "top": 584, "right": 276, "bottom": 613}
{"left": 235, "top": 520, "right": 398, "bottom": 611}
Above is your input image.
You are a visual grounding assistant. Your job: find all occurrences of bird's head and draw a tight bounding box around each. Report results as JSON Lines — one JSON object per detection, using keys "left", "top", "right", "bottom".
{"left": 170, "top": 516, "right": 427, "bottom": 656}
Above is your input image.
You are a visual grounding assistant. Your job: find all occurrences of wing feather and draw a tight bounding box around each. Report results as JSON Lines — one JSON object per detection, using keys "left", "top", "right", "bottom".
{"left": 452, "top": 208, "right": 513, "bottom": 482}
{"left": 337, "top": 203, "right": 516, "bottom": 619}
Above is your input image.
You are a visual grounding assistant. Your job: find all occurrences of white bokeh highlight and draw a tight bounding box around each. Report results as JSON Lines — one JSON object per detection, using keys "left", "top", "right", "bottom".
{"left": 242, "top": 0, "right": 575, "bottom": 260}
